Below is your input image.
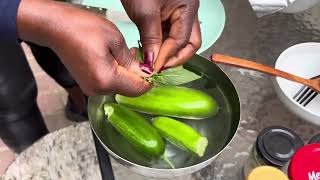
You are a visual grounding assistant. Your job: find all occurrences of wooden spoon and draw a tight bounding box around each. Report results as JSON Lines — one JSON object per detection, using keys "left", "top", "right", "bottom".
{"left": 211, "top": 54, "right": 320, "bottom": 93}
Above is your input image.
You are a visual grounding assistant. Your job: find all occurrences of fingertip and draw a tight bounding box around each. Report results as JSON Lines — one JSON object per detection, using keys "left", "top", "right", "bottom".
{"left": 130, "top": 47, "right": 138, "bottom": 56}
{"left": 139, "top": 63, "right": 154, "bottom": 75}
{"left": 127, "top": 79, "right": 152, "bottom": 97}
{"left": 114, "top": 65, "right": 153, "bottom": 97}
{"left": 153, "top": 38, "right": 180, "bottom": 72}
{"left": 154, "top": 62, "right": 164, "bottom": 73}
{"left": 143, "top": 81, "right": 153, "bottom": 92}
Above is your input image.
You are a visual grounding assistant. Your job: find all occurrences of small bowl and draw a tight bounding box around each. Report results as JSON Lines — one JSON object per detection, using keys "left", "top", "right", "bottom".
{"left": 273, "top": 42, "right": 320, "bottom": 125}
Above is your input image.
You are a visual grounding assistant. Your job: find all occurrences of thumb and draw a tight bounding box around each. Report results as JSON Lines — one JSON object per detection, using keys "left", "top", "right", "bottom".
{"left": 111, "top": 65, "right": 152, "bottom": 97}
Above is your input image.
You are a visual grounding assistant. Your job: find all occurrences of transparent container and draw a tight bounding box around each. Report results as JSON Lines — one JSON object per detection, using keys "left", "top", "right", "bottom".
{"left": 247, "top": 166, "right": 289, "bottom": 180}
{"left": 242, "top": 126, "right": 304, "bottom": 179}
{"left": 243, "top": 144, "right": 268, "bottom": 178}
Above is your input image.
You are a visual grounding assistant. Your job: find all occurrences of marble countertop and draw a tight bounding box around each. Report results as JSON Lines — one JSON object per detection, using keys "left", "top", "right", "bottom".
{"left": 2, "top": 123, "right": 255, "bottom": 180}
{"left": 2, "top": 0, "right": 320, "bottom": 179}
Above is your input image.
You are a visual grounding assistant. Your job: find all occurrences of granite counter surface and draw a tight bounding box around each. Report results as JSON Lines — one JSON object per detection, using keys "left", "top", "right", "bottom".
{"left": 2, "top": 0, "right": 320, "bottom": 179}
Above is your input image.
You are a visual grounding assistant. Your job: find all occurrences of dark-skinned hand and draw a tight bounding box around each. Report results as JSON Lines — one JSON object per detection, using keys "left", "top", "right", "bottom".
{"left": 121, "top": 0, "right": 202, "bottom": 72}
{"left": 17, "top": 0, "right": 151, "bottom": 96}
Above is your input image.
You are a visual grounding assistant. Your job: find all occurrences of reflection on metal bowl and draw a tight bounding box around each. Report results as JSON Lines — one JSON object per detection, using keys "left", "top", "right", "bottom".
{"left": 88, "top": 55, "right": 241, "bottom": 178}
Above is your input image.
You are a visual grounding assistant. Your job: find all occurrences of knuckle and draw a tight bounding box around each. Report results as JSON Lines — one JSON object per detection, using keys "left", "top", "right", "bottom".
{"left": 142, "top": 12, "right": 158, "bottom": 21}
{"left": 136, "top": 9, "right": 159, "bottom": 22}
{"left": 176, "top": 37, "right": 189, "bottom": 48}
{"left": 121, "top": 55, "right": 133, "bottom": 69}
{"left": 140, "top": 35, "right": 162, "bottom": 45}
{"left": 113, "top": 69, "right": 127, "bottom": 88}
{"left": 91, "top": 71, "right": 112, "bottom": 93}
{"left": 112, "top": 33, "right": 126, "bottom": 49}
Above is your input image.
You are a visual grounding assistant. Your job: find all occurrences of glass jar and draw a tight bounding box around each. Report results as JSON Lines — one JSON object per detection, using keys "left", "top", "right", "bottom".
{"left": 247, "top": 166, "right": 289, "bottom": 180}
{"left": 308, "top": 133, "right": 320, "bottom": 144}
{"left": 282, "top": 133, "right": 320, "bottom": 174}
{"left": 243, "top": 126, "right": 304, "bottom": 179}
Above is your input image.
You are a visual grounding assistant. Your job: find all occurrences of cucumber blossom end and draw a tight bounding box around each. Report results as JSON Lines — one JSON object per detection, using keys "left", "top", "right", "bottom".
{"left": 196, "top": 137, "right": 208, "bottom": 157}
{"left": 104, "top": 105, "right": 114, "bottom": 118}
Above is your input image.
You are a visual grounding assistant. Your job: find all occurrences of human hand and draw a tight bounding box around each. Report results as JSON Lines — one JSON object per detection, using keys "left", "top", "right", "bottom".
{"left": 17, "top": 0, "right": 151, "bottom": 96}
{"left": 121, "top": 0, "right": 202, "bottom": 72}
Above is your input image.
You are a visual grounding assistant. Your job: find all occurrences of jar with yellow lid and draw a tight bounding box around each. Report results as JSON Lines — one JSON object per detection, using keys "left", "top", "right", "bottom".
{"left": 247, "top": 166, "right": 289, "bottom": 180}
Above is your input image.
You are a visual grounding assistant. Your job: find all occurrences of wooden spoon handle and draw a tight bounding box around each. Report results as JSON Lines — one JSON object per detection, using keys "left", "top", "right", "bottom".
{"left": 212, "top": 54, "right": 315, "bottom": 87}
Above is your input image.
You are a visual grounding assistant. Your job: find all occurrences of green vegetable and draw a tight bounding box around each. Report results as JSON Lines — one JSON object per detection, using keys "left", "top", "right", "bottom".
{"left": 135, "top": 40, "right": 201, "bottom": 86}
{"left": 104, "top": 103, "right": 165, "bottom": 157}
{"left": 152, "top": 117, "right": 208, "bottom": 157}
{"left": 115, "top": 86, "right": 219, "bottom": 119}
{"left": 144, "top": 66, "right": 202, "bottom": 86}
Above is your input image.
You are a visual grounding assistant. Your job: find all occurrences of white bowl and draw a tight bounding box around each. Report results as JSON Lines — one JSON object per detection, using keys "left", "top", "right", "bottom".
{"left": 281, "top": 0, "right": 320, "bottom": 13}
{"left": 273, "top": 43, "right": 320, "bottom": 125}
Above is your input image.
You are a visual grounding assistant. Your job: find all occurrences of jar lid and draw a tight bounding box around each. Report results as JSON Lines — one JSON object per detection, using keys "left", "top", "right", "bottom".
{"left": 247, "top": 166, "right": 289, "bottom": 180}
{"left": 289, "top": 144, "right": 320, "bottom": 180}
{"left": 309, "top": 134, "right": 320, "bottom": 144}
{"left": 256, "top": 126, "right": 304, "bottom": 166}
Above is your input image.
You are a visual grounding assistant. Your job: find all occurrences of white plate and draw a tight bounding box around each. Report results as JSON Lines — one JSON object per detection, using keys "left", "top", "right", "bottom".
{"left": 274, "top": 42, "right": 320, "bottom": 125}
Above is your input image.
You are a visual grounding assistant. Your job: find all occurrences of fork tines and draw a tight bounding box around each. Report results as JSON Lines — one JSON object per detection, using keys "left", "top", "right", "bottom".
{"left": 293, "top": 86, "right": 318, "bottom": 106}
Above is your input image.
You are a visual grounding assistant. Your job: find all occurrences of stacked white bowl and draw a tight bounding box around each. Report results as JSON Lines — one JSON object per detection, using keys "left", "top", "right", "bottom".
{"left": 274, "top": 43, "right": 320, "bottom": 125}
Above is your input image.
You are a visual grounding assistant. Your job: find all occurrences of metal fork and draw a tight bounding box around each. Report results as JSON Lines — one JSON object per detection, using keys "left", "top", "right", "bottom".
{"left": 293, "top": 75, "right": 320, "bottom": 106}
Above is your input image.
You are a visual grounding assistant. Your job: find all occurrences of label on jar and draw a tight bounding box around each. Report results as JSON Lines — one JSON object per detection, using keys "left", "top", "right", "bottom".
{"left": 289, "top": 144, "right": 320, "bottom": 180}
{"left": 308, "top": 171, "right": 320, "bottom": 180}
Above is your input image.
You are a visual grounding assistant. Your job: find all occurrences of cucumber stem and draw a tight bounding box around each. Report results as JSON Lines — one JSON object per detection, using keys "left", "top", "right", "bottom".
{"left": 161, "top": 155, "right": 175, "bottom": 169}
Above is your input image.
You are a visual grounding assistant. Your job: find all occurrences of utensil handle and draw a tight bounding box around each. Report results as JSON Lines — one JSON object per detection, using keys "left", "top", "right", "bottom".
{"left": 212, "top": 54, "right": 315, "bottom": 87}
{"left": 92, "top": 130, "right": 115, "bottom": 180}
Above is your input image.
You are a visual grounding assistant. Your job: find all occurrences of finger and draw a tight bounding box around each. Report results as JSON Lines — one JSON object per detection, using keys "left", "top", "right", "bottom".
{"left": 130, "top": 47, "right": 153, "bottom": 77}
{"left": 110, "top": 34, "right": 149, "bottom": 77}
{"left": 111, "top": 65, "right": 152, "bottom": 97}
{"left": 154, "top": 5, "right": 199, "bottom": 72}
{"left": 164, "top": 16, "right": 202, "bottom": 68}
{"left": 130, "top": 47, "right": 138, "bottom": 56}
{"left": 137, "top": 13, "right": 162, "bottom": 66}
{"left": 109, "top": 32, "right": 135, "bottom": 69}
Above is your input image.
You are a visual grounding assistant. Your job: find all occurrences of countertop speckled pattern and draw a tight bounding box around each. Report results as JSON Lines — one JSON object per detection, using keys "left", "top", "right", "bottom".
{"left": 2, "top": 0, "right": 320, "bottom": 179}
{"left": 1, "top": 123, "right": 254, "bottom": 180}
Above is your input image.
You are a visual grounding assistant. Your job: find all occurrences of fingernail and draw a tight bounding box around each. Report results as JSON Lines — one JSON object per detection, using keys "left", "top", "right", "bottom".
{"left": 144, "top": 52, "right": 154, "bottom": 67}
{"left": 139, "top": 63, "right": 153, "bottom": 75}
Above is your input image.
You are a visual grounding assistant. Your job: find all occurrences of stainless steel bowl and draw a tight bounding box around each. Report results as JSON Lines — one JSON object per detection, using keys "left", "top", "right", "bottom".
{"left": 88, "top": 55, "right": 240, "bottom": 178}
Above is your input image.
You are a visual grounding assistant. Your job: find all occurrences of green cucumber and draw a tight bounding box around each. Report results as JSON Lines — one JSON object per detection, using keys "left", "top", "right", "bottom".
{"left": 104, "top": 103, "right": 165, "bottom": 157}
{"left": 152, "top": 116, "right": 208, "bottom": 157}
{"left": 115, "top": 86, "right": 218, "bottom": 120}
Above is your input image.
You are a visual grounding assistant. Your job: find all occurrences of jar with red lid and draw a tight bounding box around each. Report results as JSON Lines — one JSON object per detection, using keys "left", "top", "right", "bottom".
{"left": 288, "top": 143, "right": 320, "bottom": 180}
{"left": 282, "top": 133, "right": 320, "bottom": 173}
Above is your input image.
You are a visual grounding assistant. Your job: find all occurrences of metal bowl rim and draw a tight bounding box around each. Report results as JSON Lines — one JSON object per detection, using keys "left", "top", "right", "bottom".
{"left": 89, "top": 55, "right": 242, "bottom": 172}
